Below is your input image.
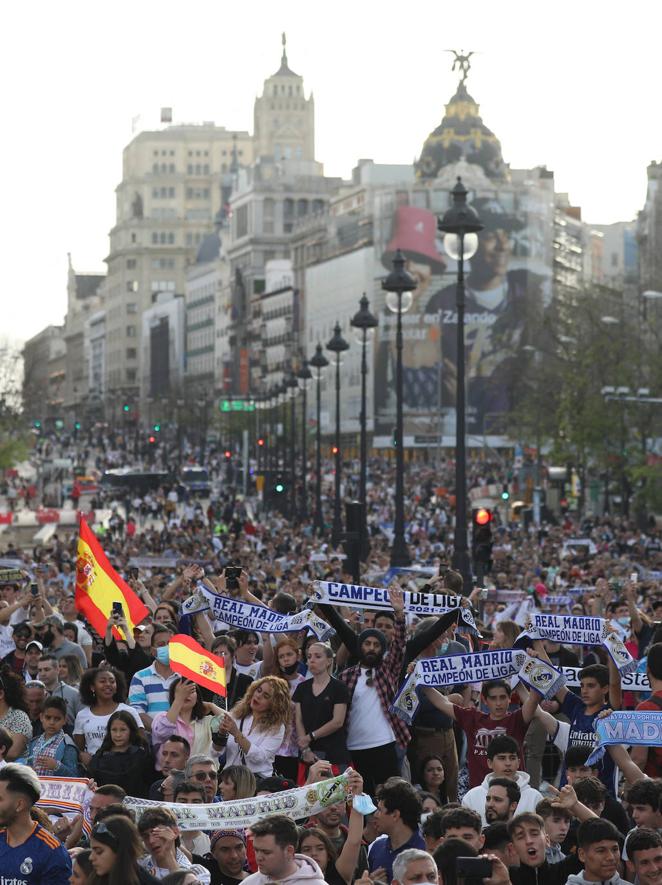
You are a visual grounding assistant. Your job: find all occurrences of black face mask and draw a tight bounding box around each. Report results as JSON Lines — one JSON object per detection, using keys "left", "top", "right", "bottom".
{"left": 281, "top": 662, "right": 299, "bottom": 676}
{"left": 42, "top": 630, "right": 55, "bottom": 646}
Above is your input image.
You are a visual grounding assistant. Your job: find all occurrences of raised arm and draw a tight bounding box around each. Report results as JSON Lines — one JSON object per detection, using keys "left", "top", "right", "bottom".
{"left": 335, "top": 771, "right": 368, "bottom": 885}
{"left": 405, "top": 608, "right": 460, "bottom": 664}
{"left": 607, "top": 651, "right": 622, "bottom": 711}
{"left": 421, "top": 685, "right": 457, "bottom": 722}
{"left": 316, "top": 603, "right": 360, "bottom": 658}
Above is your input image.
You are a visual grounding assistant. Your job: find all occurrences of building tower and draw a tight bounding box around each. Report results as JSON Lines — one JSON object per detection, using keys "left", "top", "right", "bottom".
{"left": 253, "top": 34, "right": 315, "bottom": 163}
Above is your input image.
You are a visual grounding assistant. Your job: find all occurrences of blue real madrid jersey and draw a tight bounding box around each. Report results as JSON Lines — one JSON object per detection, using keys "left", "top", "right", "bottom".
{"left": 0, "top": 822, "right": 72, "bottom": 884}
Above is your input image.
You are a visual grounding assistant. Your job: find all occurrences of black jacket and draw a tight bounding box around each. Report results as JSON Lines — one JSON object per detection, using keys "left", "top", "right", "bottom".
{"left": 509, "top": 856, "right": 582, "bottom": 885}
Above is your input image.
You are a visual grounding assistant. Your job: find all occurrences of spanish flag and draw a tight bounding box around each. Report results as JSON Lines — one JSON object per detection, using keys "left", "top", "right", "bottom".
{"left": 76, "top": 518, "right": 149, "bottom": 639}
{"left": 169, "top": 633, "right": 227, "bottom": 696}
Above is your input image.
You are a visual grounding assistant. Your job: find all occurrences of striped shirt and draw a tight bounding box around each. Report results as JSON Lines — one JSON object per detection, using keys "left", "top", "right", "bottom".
{"left": 129, "top": 663, "right": 178, "bottom": 717}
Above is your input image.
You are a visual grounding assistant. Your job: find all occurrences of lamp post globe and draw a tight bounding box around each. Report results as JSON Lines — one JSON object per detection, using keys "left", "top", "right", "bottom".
{"left": 309, "top": 344, "right": 329, "bottom": 536}
{"left": 350, "top": 293, "right": 378, "bottom": 561}
{"left": 382, "top": 249, "right": 417, "bottom": 567}
{"left": 438, "top": 177, "right": 483, "bottom": 595}
{"left": 326, "top": 322, "right": 350, "bottom": 548}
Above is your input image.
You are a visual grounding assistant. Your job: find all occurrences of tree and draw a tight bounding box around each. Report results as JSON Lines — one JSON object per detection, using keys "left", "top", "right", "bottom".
{"left": 0, "top": 341, "right": 29, "bottom": 470}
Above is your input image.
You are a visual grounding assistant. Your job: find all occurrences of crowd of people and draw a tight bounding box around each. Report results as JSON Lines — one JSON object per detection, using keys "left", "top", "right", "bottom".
{"left": 0, "top": 436, "right": 661, "bottom": 885}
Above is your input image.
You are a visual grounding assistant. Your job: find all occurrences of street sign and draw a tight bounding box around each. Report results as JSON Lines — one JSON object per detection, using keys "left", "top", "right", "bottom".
{"left": 219, "top": 399, "right": 256, "bottom": 413}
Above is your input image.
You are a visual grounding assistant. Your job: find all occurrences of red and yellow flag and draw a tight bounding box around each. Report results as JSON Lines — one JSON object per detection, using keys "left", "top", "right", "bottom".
{"left": 76, "top": 518, "right": 149, "bottom": 639}
{"left": 169, "top": 633, "right": 226, "bottom": 696}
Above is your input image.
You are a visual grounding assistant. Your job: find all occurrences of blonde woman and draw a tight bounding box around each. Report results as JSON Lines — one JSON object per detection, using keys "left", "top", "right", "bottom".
{"left": 220, "top": 676, "right": 290, "bottom": 778}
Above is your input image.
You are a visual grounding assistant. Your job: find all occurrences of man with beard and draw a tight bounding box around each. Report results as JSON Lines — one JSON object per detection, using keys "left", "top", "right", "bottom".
{"left": 37, "top": 614, "right": 87, "bottom": 669}
{"left": 0, "top": 762, "right": 72, "bottom": 882}
{"left": 0, "top": 622, "right": 32, "bottom": 675}
{"left": 337, "top": 587, "right": 408, "bottom": 794}
{"left": 305, "top": 803, "right": 369, "bottom": 877}
{"left": 484, "top": 778, "right": 521, "bottom": 825}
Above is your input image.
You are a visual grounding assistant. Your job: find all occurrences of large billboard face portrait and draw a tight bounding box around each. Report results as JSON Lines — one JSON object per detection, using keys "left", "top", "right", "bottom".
{"left": 373, "top": 187, "right": 553, "bottom": 438}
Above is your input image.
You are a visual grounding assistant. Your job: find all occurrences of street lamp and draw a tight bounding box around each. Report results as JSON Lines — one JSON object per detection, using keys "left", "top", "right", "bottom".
{"left": 438, "top": 177, "right": 484, "bottom": 594}
{"left": 310, "top": 344, "right": 329, "bottom": 536}
{"left": 297, "top": 360, "right": 313, "bottom": 520}
{"left": 351, "top": 293, "right": 378, "bottom": 560}
{"left": 382, "top": 249, "right": 416, "bottom": 567}
{"left": 285, "top": 370, "right": 299, "bottom": 520}
{"left": 326, "top": 322, "right": 350, "bottom": 547}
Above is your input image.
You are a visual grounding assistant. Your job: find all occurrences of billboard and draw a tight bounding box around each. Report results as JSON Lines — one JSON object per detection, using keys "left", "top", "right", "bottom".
{"left": 373, "top": 184, "right": 553, "bottom": 438}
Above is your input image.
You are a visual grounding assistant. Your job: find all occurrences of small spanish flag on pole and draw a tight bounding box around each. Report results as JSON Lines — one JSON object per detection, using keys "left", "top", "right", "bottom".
{"left": 169, "top": 633, "right": 227, "bottom": 696}
{"left": 76, "top": 518, "right": 149, "bottom": 639}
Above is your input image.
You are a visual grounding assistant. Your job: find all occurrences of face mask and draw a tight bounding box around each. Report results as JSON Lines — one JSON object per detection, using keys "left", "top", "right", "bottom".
{"left": 617, "top": 617, "right": 631, "bottom": 627}
{"left": 437, "top": 641, "right": 450, "bottom": 655}
{"left": 281, "top": 662, "right": 299, "bottom": 676}
{"left": 155, "top": 646, "right": 170, "bottom": 665}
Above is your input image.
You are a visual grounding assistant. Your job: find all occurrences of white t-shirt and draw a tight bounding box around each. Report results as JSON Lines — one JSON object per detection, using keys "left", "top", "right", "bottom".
{"left": 346, "top": 667, "right": 395, "bottom": 751}
{"left": 234, "top": 661, "right": 262, "bottom": 680}
{"left": 73, "top": 703, "right": 143, "bottom": 754}
{"left": 0, "top": 624, "right": 15, "bottom": 659}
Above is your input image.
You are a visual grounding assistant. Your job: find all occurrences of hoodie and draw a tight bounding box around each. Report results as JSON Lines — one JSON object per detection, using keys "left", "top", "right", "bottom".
{"left": 462, "top": 771, "right": 544, "bottom": 826}
{"left": 242, "top": 854, "right": 327, "bottom": 885}
{"left": 566, "top": 871, "right": 632, "bottom": 885}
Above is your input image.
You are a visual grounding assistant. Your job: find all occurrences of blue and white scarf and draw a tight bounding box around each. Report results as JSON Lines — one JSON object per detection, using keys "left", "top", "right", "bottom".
{"left": 516, "top": 613, "right": 636, "bottom": 677}
{"left": 587, "top": 711, "right": 662, "bottom": 766}
{"left": 390, "top": 649, "right": 528, "bottom": 725}
{"left": 312, "top": 580, "right": 480, "bottom": 636}
{"left": 182, "top": 586, "right": 335, "bottom": 640}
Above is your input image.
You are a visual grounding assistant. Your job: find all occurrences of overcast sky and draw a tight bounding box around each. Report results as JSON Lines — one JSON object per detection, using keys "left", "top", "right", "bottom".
{"left": 2, "top": 0, "right": 661, "bottom": 345}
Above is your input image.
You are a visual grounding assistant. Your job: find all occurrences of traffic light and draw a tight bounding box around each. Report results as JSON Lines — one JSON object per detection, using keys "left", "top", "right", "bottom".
{"left": 224, "top": 450, "right": 232, "bottom": 460}
{"left": 74, "top": 421, "right": 81, "bottom": 430}
{"left": 473, "top": 507, "right": 493, "bottom": 527}
{"left": 33, "top": 420, "right": 41, "bottom": 430}
{"left": 472, "top": 508, "right": 493, "bottom": 575}
{"left": 123, "top": 404, "right": 130, "bottom": 413}
{"left": 331, "top": 445, "right": 339, "bottom": 456}
{"left": 257, "top": 438, "right": 265, "bottom": 448}
{"left": 153, "top": 423, "right": 161, "bottom": 432}
{"left": 274, "top": 480, "right": 285, "bottom": 494}
{"left": 148, "top": 435, "right": 156, "bottom": 444}
{"left": 501, "top": 485, "right": 510, "bottom": 501}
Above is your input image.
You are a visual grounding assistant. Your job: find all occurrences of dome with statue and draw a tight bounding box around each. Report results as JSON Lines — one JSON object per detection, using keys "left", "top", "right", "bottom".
{"left": 416, "top": 53, "right": 509, "bottom": 183}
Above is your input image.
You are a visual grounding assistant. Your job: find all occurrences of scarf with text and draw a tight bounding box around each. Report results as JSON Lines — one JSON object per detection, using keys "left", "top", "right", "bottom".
{"left": 36, "top": 777, "right": 93, "bottom": 835}
{"left": 182, "top": 586, "right": 334, "bottom": 640}
{"left": 587, "top": 711, "right": 662, "bottom": 766}
{"left": 312, "top": 580, "right": 480, "bottom": 635}
{"left": 124, "top": 771, "right": 351, "bottom": 831}
{"left": 515, "top": 613, "right": 637, "bottom": 677}
{"left": 390, "top": 649, "right": 528, "bottom": 725}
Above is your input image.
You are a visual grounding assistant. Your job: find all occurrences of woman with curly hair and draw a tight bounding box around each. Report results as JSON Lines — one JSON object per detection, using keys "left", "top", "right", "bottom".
{"left": 220, "top": 675, "right": 290, "bottom": 778}
{"left": 0, "top": 669, "right": 32, "bottom": 759}
{"left": 73, "top": 667, "right": 144, "bottom": 768}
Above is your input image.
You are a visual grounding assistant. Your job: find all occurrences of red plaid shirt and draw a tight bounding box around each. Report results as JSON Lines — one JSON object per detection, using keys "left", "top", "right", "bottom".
{"left": 338, "top": 614, "right": 410, "bottom": 748}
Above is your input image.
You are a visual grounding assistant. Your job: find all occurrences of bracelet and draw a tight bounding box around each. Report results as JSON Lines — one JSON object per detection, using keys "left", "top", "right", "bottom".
{"left": 310, "top": 731, "right": 316, "bottom": 741}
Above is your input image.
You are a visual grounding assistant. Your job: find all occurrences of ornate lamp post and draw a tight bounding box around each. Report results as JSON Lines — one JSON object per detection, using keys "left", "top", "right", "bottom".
{"left": 382, "top": 249, "right": 416, "bottom": 567}
{"left": 326, "top": 322, "right": 350, "bottom": 547}
{"left": 310, "top": 344, "right": 329, "bottom": 536}
{"left": 438, "top": 177, "right": 483, "bottom": 594}
{"left": 296, "top": 360, "right": 313, "bottom": 520}
{"left": 350, "top": 293, "right": 378, "bottom": 560}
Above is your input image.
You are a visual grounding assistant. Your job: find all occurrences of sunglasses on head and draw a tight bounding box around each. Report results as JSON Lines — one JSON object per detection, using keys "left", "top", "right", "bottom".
{"left": 92, "top": 821, "right": 119, "bottom": 849}
{"left": 365, "top": 668, "right": 374, "bottom": 687}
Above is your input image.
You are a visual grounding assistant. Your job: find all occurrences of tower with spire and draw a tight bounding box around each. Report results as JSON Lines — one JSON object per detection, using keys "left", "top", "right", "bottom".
{"left": 253, "top": 33, "right": 315, "bottom": 163}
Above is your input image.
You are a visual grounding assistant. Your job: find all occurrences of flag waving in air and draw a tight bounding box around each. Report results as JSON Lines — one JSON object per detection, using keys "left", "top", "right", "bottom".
{"left": 76, "top": 518, "right": 149, "bottom": 639}
{"left": 169, "top": 633, "right": 227, "bottom": 696}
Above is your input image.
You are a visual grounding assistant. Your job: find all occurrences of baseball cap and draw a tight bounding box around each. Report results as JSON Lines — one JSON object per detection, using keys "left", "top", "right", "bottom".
{"left": 26, "top": 640, "right": 43, "bottom": 652}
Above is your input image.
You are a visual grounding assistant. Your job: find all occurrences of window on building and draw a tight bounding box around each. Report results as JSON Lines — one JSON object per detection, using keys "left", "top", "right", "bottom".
{"left": 126, "top": 303, "right": 137, "bottom": 314}
{"left": 283, "top": 198, "right": 294, "bottom": 233}
{"left": 126, "top": 258, "right": 136, "bottom": 269}
{"left": 168, "top": 232, "right": 175, "bottom": 244}
{"left": 203, "top": 164, "right": 209, "bottom": 174}
{"left": 263, "top": 198, "right": 275, "bottom": 234}
{"left": 126, "top": 368, "right": 137, "bottom": 382}
{"left": 126, "top": 326, "right": 136, "bottom": 337}
{"left": 126, "top": 348, "right": 137, "bottom": 359}
{"left": 126, "top": 280, "right": 138, "bottom": 292}
{"left": 235, "top": 204, "right": 248, "bottom": 238}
